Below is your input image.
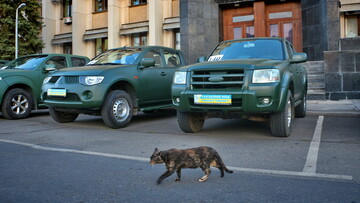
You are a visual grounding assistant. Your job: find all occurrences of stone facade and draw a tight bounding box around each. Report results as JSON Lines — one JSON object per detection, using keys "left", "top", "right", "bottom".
{"left": 180, "top": 0, "right": 220, "bottom": 64}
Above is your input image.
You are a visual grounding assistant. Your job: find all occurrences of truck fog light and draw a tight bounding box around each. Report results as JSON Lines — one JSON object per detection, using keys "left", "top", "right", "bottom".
{"left": 263, "top": 97, "right": 270, "bottom": 104}
{"left": 175, "top": 97, "right": 180, "bottom": 103}
{"left": 82, "top": 91, "right": 93, "bottom": 100}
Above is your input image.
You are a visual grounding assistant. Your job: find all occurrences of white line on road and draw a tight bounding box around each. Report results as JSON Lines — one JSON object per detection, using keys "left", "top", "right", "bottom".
{"left": 303, "top": 116, "right": 324, "bottom": 173}
{"left": 0, "top": 138, "right": 353, "bottom": 181}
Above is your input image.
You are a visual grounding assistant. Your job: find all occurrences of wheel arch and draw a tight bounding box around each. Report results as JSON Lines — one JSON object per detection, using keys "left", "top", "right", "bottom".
{"left": 2, "top": 83, "right": 36, "bottom": 110}
{"left": 106, "top": 80, "right": 138, "bottom": 109}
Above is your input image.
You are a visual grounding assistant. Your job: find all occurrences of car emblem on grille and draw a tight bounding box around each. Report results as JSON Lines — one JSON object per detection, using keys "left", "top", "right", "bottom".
{"left": 208, "top": 76, "right": 224, "bottom": 82}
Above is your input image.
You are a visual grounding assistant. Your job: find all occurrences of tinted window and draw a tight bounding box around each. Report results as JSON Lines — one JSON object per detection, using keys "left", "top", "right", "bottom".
{"left": 45, "top": 56, "right": 67, "bottom": 70}
{"left": 71, "top": 57, "right": 87, "bottom": 66}
{"left": 143, "top": 49, "right": 162, "bottom": 67}
{"left": 163, "top": 49, "right": 181, "bottom": 67}
{"left": 208, "top": 39, "right": 285, "bottom": 61}
{"left": 2, "top": 56, "right": 47, "bottom": 70}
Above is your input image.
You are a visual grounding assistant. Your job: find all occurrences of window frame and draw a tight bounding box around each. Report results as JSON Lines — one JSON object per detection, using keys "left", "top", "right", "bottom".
{"left": 94, "top": 0, "right": 108, "bottom": 13}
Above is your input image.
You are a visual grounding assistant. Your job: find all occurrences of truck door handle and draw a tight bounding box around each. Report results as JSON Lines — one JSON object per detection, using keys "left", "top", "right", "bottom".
{"left": 160, "top": 72, "right": 167, "bottom": 76}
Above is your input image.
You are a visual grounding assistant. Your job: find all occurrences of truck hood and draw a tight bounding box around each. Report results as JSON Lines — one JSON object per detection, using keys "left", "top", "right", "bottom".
{"left": 0, "top": 69, "right": 33, "bottom": 78}
{"left": 178, "top": 59, "right": 285, "bottom": 71}
{"left": 48, "top": 65, "right": 133, "bottom": 76}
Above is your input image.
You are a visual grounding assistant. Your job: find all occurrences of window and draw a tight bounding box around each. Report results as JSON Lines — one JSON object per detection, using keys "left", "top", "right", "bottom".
{"left": 164, "top": 49, "right": 181, "bottom": 67}
{"left": 71, "top": 57, "right": 87, "bottom": 67}
{"left": 95, "top": 0, "right": 107, "bottom": 12}
{"left": 131, "top": 33, "right": 147, "bottom": 46}
{"left": 143, "top": 49, "right": 162, "bottom": 67}
{"left": 174, "top": 29, "right": 180, "bottom": 50}
{"left": 45, "top": 56, "right": 67, "bottom": 70}
{"left": 63, "top": 43, "right": 72, "bottom": 54}
{"left": 96, "top": 38, "right": 108, "bottom": 55}
{"left": 345, "top": 14, "right": 360, "bottom": 37}
{"left": 63, "top": 0, "right": 72, "bottom": 17}
{"left": 131, "top": 0, "right": 147, "bottom": 6}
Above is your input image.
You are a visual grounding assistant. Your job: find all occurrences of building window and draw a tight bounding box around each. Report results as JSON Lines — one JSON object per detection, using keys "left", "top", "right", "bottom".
{"left": 96, "top": 38, "right": 108, "bottom": 55}
{"left": 131, "top": 33, "right": 147, "bottom": 46}
{"left": 95, "top": 0, "right": 108, "bottom": 12}
{"left": 174, "top": 29, "right": 180, "bottom": 50}
{"left": 345, "top": 14, "right": 360, "bottom": 37}
{"left": 63, "top": 43, "right": 72, "bottom": 54}
{"left": 63, "top": 0, "right": 72, "bottom": 17}
{"left": 131, "top": 0, "right": 147, "bottom": 6}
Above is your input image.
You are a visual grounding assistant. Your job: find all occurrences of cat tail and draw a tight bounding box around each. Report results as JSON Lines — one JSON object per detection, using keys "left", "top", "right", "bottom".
{"left": 214, "top": 151, "right": 233, "bottom": 174}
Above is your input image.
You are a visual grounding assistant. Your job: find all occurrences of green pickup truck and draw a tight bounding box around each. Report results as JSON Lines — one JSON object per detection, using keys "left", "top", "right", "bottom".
{"left": 42, "top": 46, "right": 184, "bottom": 128}
{"left": 172, "top": 38, "right": 308, "bottom": 137}
{"left": 0, "top": 54, "right": 89, "bottom": 119}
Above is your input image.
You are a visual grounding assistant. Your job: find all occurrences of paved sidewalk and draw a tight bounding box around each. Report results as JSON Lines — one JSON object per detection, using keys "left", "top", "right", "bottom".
{"left": 307, "top": 99, "right": 360, "bottom": 117}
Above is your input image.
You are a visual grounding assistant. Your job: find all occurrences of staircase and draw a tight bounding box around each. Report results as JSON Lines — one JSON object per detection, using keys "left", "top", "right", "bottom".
{"left": 303, "top": 61, "right": 326, "bottom": 100}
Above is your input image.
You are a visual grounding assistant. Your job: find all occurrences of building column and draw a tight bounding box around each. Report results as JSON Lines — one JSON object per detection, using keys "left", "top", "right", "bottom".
{"left": 254, "top": 1, "right": 266, "bottom": 37}
{"left": 108, "top": 0, "right": 121, "bottom": 49}
{"left": 148, "top": 0, "right": 163, "bottom": 45}
{"left": 180, "top": 0, "right": 220, "bottom": 64}
{"left": 72, "top": 0, "right": 91, "bottom": 56}
{"left": 42, "top": 0, "right": 61, "bottom": 53}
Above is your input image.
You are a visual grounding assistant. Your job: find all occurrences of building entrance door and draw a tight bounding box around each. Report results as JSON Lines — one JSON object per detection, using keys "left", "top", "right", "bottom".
{"left": 222, "top": 1, "right": 302, "bottom": 51}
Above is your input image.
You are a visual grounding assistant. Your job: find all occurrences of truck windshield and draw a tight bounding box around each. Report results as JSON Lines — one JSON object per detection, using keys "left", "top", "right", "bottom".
{"left": 208, "top": 39, "right": 285, "bottom": 61}
{"left": 1, "top": 56, "right": 47, "bottom": 70}
{"left": 87, "top": 48, "right": 143, "bottom": 66}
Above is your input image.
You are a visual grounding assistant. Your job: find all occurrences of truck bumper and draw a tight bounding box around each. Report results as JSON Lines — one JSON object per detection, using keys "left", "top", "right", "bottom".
{"left": 172, "top": 83, "right": 287, "bottom": 116}
{"left": 42, "top": 83, "right": 107, "bottom": 109}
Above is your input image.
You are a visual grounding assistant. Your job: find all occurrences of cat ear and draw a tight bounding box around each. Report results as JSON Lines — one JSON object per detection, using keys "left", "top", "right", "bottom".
{"left": 154, "top": 148, "right": 159, "bottom": 153}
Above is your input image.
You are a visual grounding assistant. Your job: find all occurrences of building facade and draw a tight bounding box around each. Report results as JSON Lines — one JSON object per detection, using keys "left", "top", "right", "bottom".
{"left": 42, "top": 0, "right": 360, "bottom": 100}
{"left": 42, "top": 0, "right": 180, "bottom": 59}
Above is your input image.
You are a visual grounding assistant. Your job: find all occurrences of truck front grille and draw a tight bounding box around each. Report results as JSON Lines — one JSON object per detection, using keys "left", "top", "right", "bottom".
{"left": 191, "top": 69, "right": 244, "bottom": 89}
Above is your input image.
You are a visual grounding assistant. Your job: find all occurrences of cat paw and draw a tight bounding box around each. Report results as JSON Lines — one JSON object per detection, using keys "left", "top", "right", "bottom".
{"left": 156, "top": 180, "right": 162, "bottom": 185}
{"left": 175, "top": 178, "right": 181, "bottom": 182}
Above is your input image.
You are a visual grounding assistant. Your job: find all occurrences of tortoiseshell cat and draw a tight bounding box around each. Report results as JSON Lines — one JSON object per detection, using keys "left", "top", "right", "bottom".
{"left": 150, "top": 146, "right": 233, "bottom": 184}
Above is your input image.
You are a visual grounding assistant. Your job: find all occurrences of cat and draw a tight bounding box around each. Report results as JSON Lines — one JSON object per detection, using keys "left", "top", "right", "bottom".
{"left": 150, "top": 146, "right": 233, "bottom": 184}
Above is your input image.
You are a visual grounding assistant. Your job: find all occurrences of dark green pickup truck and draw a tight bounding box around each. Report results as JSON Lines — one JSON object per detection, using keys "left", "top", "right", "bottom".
{"left": 172, "top": 38, "right": 307, "bottom": 137}
{"left": 0, "top": 54, "right": 89, "bottom": 119}
{"left": 42, "top": 46, "right": 184, "bottom": 128}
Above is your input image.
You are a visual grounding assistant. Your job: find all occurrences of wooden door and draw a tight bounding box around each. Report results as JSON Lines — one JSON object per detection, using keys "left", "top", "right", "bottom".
{"left": 222, "top": 1, "right": 303, "bottom": 51}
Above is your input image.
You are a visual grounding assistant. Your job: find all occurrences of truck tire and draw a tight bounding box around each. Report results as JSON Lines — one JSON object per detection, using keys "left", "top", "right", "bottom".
{"left": 177, "top": 111, "right": 205, "bottom": 133}
{"left": 270, "top": 90, "right": 294, "bottom": 137}
{"left": 295, "top": 93, "right": 306, "bottom": 118}
{"left": 49, "top": 107, "right": 79, "bottom": 123}
{"left": 1, "top": 88, "right": 33, "bottom": 119}
{"left": 101, "top": 90, "right": 133, "bottom": 129}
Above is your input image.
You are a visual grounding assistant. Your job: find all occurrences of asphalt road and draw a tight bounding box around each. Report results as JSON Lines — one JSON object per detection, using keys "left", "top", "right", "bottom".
{"left": 0, "top": 110, "right": 359, "bottom": 202}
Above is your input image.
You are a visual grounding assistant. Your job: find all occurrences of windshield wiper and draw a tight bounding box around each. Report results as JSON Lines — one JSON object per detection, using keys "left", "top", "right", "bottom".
{"left": 100, "top": 62, "right": 122, "bottom": 65}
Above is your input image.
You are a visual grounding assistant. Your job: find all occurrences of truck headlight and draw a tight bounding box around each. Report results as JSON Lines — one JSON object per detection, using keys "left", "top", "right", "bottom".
{"left": 252, "top": 69, "right": 280, "bottom": 83}
{"left": 43, "top": 76, "right": 51, "bottom": 84}
{"left": 173, "top": 71, "right": 187, "bottom": 85}
{"left": 80, "top": 76, "right": 104, "bottom": 86}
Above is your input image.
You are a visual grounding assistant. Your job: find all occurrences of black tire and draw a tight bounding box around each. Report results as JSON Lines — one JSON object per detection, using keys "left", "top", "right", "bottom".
{"left": 270, "top": 91, "right": 294, "bottom": 137}
{"left": 1, "top": 88, "right": 34, "bottom": 119}
{"left": 177, "top": 111, "right": 205, "bottom": 133}
{"left": 49, "top": 107, "right": 79, "bottom": 123}
{"left": 295, "top": 93, "right": 307, "bottom": 118}
{"left": 101, "top": 90, "right": 133, "bottom": 129}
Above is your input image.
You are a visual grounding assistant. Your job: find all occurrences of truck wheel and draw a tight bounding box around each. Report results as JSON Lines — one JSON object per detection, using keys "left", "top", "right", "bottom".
{"left": 1, "top": 88, "right": 33, "bottom": 119}
{"left": 295, "top": 93, "right": 306, "bottom": 118}
{"left": 270, "top": 91, "right": 294, "bottom": 137}
{"left": 49, "top": 107, "right": 79, "bottom": 123}
{"left": 177, "top": 111, "right": 205, "bottom": 133}
{"left": 101, "top": 90, "right": 133, "bottom": 129}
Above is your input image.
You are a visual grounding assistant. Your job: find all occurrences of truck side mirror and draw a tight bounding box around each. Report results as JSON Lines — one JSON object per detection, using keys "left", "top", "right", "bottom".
{"left": 140, "top": 58, "right": 156, "bottom": 68}
{"left": 291, "top": 53, "right": 307, "bottom": 63}
{"left": 44, "top": 64, "right": 56, "bottom": 72}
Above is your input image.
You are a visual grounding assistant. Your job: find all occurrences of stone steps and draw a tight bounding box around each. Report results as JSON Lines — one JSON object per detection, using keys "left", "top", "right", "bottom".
{"left": 302, "top": 61, "right": 325, "bottom": 100}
